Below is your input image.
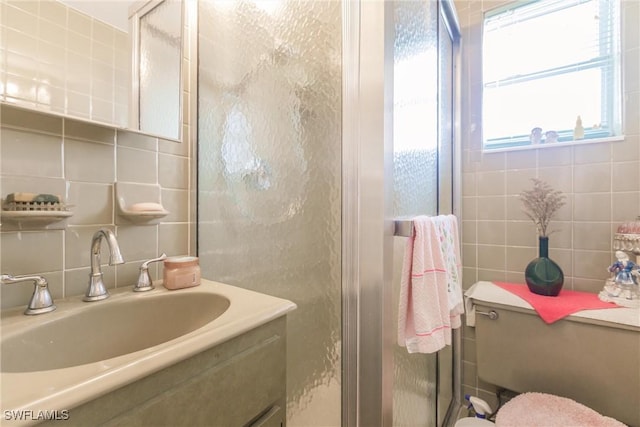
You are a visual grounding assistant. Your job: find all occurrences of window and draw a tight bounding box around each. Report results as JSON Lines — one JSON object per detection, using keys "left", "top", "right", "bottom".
{"left": 482, "top": 0, "right": 622, "bottom": 150}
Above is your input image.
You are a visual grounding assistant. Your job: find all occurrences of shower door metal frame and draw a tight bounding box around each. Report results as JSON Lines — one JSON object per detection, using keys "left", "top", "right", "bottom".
{"left": 438, "top": 1, "right": 463, "bottom": 425}
{"left": 342, "top": 0, "right": 462, "bottom": 425}
{"left": 341, "top": 1, "right": 395, "bottom": 425}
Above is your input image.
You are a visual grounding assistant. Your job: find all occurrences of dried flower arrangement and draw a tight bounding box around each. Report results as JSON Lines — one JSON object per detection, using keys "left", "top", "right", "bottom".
{"left": 520, "top": 178, "right": 566, "bottom": 237}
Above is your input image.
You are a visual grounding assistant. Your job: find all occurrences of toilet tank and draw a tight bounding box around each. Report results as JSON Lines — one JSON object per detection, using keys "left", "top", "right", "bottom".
{"left": 470, "top": 282, "right": 640, "bottom": 427}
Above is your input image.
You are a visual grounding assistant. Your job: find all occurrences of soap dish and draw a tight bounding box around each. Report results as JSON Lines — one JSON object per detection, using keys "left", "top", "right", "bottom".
{"left": 115, "top": 183, "right": 169, "bottom": 224}
{"left": 2, "top": 196, "right": 73, "bottom": 226}
{"left": 118, "top": 206, "right": 170, "bottom": 223}
{"left": 1, "top": 209, "right": 73, "bottom": 225}
{"left": 4, "top": 200, "right": 67, "bottom": 212}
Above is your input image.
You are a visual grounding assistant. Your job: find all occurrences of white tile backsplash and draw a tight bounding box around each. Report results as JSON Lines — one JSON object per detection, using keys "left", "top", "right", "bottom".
{"left": 1, "top": 128, "right": 63, "bottom": 177}
{"left": 161, "top": 189, "right": 189, "bottom": 223}
{"left": 38, "top": 0, "right": 67, "bottom": 25}
{"left": 64, "top": 226, "right": 103, "bottom": 269}
{"left": 67, "top": 182, "right": 113, "bottom": 225}
{"left": 68, "top": 6, "right": 91, "bottom": 35}
{"left": 573, "top": 193, "right": 613, "bottom": 222}
{"left": 0, "top": 106, "right": 191, "bottom": 309}
{"left": 116, "top": 225, "right": 160, "bottom": 263}
{"left": 64, "top": 139, "right": 115, "bottom": 183}
{"left": 1, "top": 0, "right": 196, "bottom": 310}
{"left": 612, "top": 191, "right": 640, "bottom": 221}
{"left": 159, "top": 223, "right": 190, "bottom": 257}
{"left": 115, "top": 261, "right": 146, "bottom": 290}
{"left": 63, "top": 268, "right": 93, "bottom": 298}
{"left": 573, "top": 163, "right": 612, "bottom": 193}
{"left": 0, "top": 230, "right": 64, "bottom": 274}
{"left": 159, "top": 153, "right": 189, "bottom": 190}
{"left": 117, "top": 130, "right": 158, "bottom": 151}
{"left": 1, "top": 0, "right": 128, "bottom": 126}
{"left": 117, "top": 146, "right": 158, "bottom": 184}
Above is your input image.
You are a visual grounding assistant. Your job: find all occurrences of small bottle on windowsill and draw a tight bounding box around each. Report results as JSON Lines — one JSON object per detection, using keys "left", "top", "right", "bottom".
{"left": 573, "top": 115, "right": 584, "bottom": 140}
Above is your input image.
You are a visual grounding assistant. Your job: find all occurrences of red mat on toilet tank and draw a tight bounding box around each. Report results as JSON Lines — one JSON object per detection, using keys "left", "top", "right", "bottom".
{"left": 493, "top": 282, "right": 620, "bottom": 324}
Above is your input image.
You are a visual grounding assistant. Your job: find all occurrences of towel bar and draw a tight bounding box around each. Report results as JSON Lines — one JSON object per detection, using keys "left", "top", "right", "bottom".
{"left": 393, "top": 219, "right": 414, "bottom": 237}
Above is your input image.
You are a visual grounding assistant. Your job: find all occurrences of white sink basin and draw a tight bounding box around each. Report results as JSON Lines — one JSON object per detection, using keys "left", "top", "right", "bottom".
{"left": 1, "top": 291, "right": 230, "bottom": 372}
{"left": 1, "top": 279, "right": 296, "bottom": 423}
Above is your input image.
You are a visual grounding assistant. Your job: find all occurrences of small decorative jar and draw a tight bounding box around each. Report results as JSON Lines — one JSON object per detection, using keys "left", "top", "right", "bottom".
{"left": 544, "top": 130, "right": 558, "bottom": 144}
{"left": 530, "top": 127, "right": 543, "bottom": 144}
{"left": 163, "top": 256, "right": 201, "bottom": 290}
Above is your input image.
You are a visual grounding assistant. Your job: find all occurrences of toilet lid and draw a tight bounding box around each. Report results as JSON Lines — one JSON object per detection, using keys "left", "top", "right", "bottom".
{"left": 495, "top": 392, "right": 625, "bottom": 427}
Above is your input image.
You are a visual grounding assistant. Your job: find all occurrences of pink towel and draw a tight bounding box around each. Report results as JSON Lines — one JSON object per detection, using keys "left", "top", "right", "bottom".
{"left": 494, "top": 282, "right": 620, "bottom": 324}
{"left": 398, "top": 216, "right": 463, "bottom": 353}
{"left": 496, "top": 392, "right": 626, "bottom": 427}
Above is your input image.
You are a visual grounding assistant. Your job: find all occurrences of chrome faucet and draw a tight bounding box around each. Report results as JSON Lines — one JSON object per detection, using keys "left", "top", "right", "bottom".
{"left": 134, "top": 253, "right": 167, "bottom": 292}
{"left": 1, "top": 274, "right": 56, "bottom": 315}
{"left": 84, "top": 228, "right": 125, "bottom": 302}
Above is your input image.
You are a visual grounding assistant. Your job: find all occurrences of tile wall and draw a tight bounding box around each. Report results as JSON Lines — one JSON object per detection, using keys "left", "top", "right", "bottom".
{"left": 0, "top": 104, "right": 191, "bottom": 310}
{"left": 0, "top": 0, "right": 196, "bottom": 310}
{"left": 455, "top": 0, "right": 640, "bottom": 407}
{"left": 0, "top": 0, "right": 129, "bottom": 126}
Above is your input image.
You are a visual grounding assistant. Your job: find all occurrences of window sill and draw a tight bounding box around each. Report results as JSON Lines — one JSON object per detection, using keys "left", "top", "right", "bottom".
{"left": 482, "top": 135, "right": 625, "bottom": 154}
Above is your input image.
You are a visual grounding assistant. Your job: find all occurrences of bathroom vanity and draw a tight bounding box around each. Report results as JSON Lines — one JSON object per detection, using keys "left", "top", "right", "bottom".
{"left": 1, "top": 280, "right": 296, "bottom": 426}
{"left": 48, "top": 318, "right": 288, "bottom": 426}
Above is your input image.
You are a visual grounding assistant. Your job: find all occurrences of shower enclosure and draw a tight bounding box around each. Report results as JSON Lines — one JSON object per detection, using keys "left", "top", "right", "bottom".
{"left": 196, "top": 1, "right": 460, "bottom": 425}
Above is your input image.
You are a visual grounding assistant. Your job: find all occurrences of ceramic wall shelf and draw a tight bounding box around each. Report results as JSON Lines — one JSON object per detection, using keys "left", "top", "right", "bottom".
{"left": 115, "top": 182, "right": 169, "bottom": 225}
{"left": 1, "top": 182, "right": 73, "bottom": 230}
{"left": 0, "top": 209, "right": 73, "bottom": 227}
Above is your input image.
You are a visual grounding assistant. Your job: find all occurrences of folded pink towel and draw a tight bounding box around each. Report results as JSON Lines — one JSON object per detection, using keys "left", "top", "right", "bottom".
{"left": 496, "top": 392, "right": 626, "bottom": 427}
{"left": 494, "top": 282, "right": 620, "bottom": 324}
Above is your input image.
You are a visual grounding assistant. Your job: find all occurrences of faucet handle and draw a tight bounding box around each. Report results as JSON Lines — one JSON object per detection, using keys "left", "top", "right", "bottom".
{"left": 134, "top": 253, "right": 167, "bottom": 292}
{"left": 1, "top": 274, "right": 56, "bottom": 315}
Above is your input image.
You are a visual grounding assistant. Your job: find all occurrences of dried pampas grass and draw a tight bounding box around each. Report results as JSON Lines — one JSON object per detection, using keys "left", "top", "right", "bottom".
{"left": 520, "top": 178, "right": 566, "bottom": 237}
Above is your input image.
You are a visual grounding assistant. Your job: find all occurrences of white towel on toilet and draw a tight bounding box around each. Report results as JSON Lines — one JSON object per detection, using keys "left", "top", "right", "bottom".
{"left": 397, "top": 215, "right": 464, "bottom": 353}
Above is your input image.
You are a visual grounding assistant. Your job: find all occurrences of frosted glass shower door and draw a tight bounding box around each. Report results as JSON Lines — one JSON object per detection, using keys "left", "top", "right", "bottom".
{"left": 392, "top": 1, "right": 460, "bottom": 425}
{"left": 197, "top": 1, "right": 342, "bottom": 425}
{"left": 392, "top": 1, "right": 439, "bottom": 425}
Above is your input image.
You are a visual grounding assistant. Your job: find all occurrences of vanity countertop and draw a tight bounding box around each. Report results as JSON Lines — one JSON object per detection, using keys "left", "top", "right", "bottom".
{"left": 1, "top": 279, "right": 296, "bottom": 425}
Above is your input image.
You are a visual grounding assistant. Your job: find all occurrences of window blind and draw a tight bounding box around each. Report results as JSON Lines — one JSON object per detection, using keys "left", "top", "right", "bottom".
{"left": 482, "top": 0, "right": 621, "bottom": 149}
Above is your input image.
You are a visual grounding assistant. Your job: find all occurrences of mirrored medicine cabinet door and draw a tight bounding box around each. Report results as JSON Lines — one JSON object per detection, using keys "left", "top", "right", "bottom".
{"left": 130, "top": 0, "right": 185, "bottom": 142}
